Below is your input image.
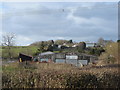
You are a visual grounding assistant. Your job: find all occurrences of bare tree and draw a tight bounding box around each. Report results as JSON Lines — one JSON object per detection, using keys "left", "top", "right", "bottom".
{"left": 98, "top": 37, "right": 104, "bottom": 46}
{"left": 2, "top": 33, "right": 16, "bottom": 59}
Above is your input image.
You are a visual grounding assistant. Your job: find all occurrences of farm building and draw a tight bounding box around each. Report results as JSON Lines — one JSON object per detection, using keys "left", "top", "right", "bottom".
{"left": 34, "top": 51, "right": 98, "bottom": 66}
{"left": 19, "top": 53, "right": 33, "bottom": 62}
{"left": 34, "top": 51, "right": 55, "bottom": 62}
{"left": 86, "top": 43, "right": 96, "bottom": 47}
{"left": 39, "top": 51, "right": 54, "bottom": 56}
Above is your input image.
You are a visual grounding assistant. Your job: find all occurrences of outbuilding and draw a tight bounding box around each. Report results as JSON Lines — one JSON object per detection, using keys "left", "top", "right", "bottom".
{"left": 19, "top": 53, "right": 33, "bottom": 62}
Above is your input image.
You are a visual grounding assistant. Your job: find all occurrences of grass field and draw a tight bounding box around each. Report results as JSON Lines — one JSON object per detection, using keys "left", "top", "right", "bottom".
{"left": 1, "top": 46, "right": 38, "bottom": 59}
{"left": 2, "top": 61, "right": 120, "bottom": 88}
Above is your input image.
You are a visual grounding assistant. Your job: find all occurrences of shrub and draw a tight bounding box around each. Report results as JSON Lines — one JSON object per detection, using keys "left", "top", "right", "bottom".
{"left": 2, "top": 63, "right": 120, "bottom": 88}
{"left": 65, "top": 73, "right": 100, "bottom": 88}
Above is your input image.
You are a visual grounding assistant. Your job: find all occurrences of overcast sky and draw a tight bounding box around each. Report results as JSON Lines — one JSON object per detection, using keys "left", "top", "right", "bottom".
{"left": 1, "top": 2, "right": 118, "bottom": 46}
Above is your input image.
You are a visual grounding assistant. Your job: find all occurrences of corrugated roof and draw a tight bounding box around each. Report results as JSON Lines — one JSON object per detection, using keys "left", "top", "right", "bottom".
{"left": 39, "top": 51, "right": 55, "bottom": 56}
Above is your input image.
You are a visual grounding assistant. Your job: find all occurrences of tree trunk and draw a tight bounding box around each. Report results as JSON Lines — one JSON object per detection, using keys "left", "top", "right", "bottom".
{"left": 8, "top": 46, "right": 12, "bottom": 59}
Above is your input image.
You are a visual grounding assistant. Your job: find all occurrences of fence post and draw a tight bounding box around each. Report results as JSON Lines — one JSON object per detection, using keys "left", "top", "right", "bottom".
{"left": 77, "top": 55, "right": 79, "bottom": 67}
{"left": 65, "top": 54, "right": 66, "bottom": 64}
{"left": 65, "top": 59, "right": 66, "bottom": 64}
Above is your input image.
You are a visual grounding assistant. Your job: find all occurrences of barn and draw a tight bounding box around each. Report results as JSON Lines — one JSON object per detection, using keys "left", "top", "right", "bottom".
{"left": 19, "top": 53, "right": 33, "bottom": 62}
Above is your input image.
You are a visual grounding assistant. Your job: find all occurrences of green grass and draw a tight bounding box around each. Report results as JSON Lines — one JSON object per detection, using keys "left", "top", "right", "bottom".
{"left": 2, "top": 66, "right": 17, "bottom": 72}
{"left": 2, "top": 62, "right": 19, "bottom": 72}
{"left": 2, "top": 46, "right": 38, "bottom": 59}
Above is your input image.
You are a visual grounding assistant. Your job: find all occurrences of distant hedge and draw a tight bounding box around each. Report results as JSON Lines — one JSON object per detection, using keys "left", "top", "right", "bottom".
{"left": 2, "top": 70, "right": 120, "bottom": 88}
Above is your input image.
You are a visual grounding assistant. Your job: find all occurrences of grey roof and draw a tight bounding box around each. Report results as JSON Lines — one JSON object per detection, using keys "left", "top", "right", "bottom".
{"left": 39, "top": 51, "right": 55, "bottom": 56}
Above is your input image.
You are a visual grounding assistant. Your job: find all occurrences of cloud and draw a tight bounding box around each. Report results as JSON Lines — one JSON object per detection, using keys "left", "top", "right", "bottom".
{"left": 67, "top": 8, "right": 107, "bottom": 26}
{"left": 2, "top": 2, "right": 118, "bottom": 45}
{"left": 16, "top": 35, "right": 33, "bottom": 46}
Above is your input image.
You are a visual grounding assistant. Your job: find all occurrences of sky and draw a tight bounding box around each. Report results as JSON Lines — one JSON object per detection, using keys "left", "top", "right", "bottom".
{"left": 0, "top": 2, "right": 118, "bottom": 46}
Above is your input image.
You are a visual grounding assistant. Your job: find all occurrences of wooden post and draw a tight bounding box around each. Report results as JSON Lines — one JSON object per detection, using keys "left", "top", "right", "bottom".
{"left": 65, "top": 59, "right": 66, "bottom": 64}
{"left": 77, "top": 59, "right": 79, "bottom": 67}
{"left": 65, "top": 54, "right": 66, "bottom": 64}
{"left": 25, "top": 60, "right": 27, "bottom": 65}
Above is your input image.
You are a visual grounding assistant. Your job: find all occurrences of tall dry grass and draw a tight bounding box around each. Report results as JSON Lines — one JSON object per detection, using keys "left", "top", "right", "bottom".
{"left": 2, "top": 61, "right": 120, "bottom": 88}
